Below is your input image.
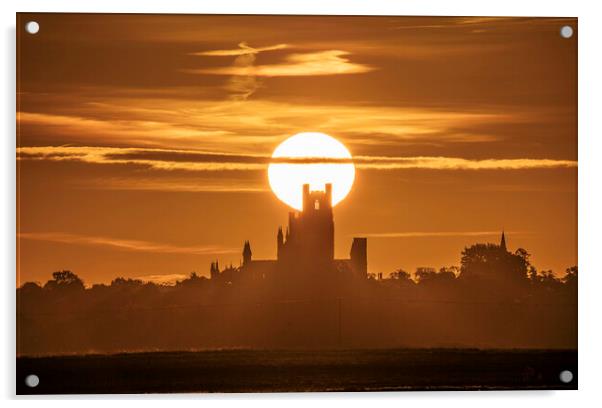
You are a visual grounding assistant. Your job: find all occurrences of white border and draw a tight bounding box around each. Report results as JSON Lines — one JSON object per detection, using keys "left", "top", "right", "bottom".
{"left": 3, "top": 0, "right": 601, "bottom": 406}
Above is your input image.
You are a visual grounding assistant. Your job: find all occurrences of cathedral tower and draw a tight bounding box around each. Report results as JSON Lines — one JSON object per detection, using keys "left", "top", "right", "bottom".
{"left": 298, "top": 183, "right": 334, "bottom": 262}
{"left": 276, "top": 183, "right": 335, "bottom": 279}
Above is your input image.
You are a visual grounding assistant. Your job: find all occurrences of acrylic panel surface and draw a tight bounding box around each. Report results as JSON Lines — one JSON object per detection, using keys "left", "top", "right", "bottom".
{"left": 16, "top": 13, "right": 577, "bottom": 394}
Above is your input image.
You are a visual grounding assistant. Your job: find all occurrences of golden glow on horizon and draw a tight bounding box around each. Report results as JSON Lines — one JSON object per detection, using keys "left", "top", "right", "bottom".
{"left": 268, "top": 132, "right": 355, "bottom": 210}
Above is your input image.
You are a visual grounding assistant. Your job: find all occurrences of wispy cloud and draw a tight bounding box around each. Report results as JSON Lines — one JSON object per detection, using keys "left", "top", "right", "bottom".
{"left": 17, "top": 145, "right": 266, "bottom": 171}
{"left": 18, "top": 232, "right": 238, "bottom": 256}
{"left": 18, "top": 111, "right": 233, "bottom": 148}
{"left": 17, "top": 145, "right": 577, "bottom": 172}
{"left": 83, "top": 177, "right": 269, "bottom": 193}
{"left": 134, "top": 274, "right": 188, "bottom": 285}
{"left": 390, "top": 16, "right": 554, "bottom": 31}
{"left": 18, "top": 98, "right": 544, "bottom": 152}
{"left": 357, "top": 231, "right": 530, "bottom": 238}
{"left": 190, "top": 42, "right": 290, "bottom": 57}
{"left": 353, "top": 156, "right": 577, "bottom": 170}
{"left": 184, "top": 50, "right": 375, "bottom": 77}
{"left": 187, "top": 43, "right": 373, "bottom": 98}
{"left": 192, "top": 42, "right": 289, "bottom": 100}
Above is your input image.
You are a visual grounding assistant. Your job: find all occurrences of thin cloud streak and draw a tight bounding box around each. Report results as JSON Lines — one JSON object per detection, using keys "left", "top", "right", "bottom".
{"left": 357, "top": 231, "right": 531, "bottom": 238}
{"left": 354, "top": 156, "right": 577, "bottom": 170}
{"left": 191, "top": 42, "right": 290, "bottom": 56}
{"left": 82, "top": 177, "right": 269, "bottom": 193}
{"left": 17, "top": 146, "right": 578, "bottom": 172}
{"left": 19, "top": 232, "right": 238, "bottom": 256}
{"left": 18, "top": 111, "right": 233, "bottom": 148}
{"left": 135, "top": 274, "right": 189, "bottom": 285}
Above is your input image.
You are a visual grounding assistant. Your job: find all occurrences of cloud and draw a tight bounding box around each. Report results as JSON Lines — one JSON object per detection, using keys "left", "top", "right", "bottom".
{"left": 18, "top": 111, "right": 233, "bottom": 148}
{"left": 18, "top": 96, "right": 549, "bottom": 153}
{"left": 188, "top": 43, "right": 373, "bottom": 99}
{"left": 16, "top": 145, "right": 267, "bottom": 171}
{"left": 18, "top": 232, "right": 238, "bottom": 256}
{"left": 223, "top": 43, "right": 262, "bottom": 100}
{"left": 357, "top": 231, "right": 530, "bottom": 238}
{"left": 352, "top": 156, "right": 577, "bottom": 170}
{"left": 191, "top": 42, "right": 290, "bottom": 56}
{"left": 390, "top": 16, "right": 559, "bottom": 31}
{"left": 184, "top": 50, "right": 375, "bottom": 77}
{"left": 226, "top": 71, "right": 261, "bottom": 100}
{"left": 17, "top": 145, "right": 577, "bottom": 172}
{"left": 134, "top": 274, "right": 188, "bottom": 285}
{"left": 191, "top": 42, "right": 288, "bottom": 100}
{"left": 83, "top": 176, "right": 269, "bottom": 193}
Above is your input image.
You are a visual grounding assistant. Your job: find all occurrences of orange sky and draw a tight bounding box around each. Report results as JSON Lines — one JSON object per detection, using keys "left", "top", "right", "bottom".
{"left": 17, "top": 14, "right": 577, "bottom": 286}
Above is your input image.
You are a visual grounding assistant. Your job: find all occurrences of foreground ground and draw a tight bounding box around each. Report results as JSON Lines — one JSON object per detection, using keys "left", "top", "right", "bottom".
{"left": 17, "top": 348, "right": 577, "bottom": 394}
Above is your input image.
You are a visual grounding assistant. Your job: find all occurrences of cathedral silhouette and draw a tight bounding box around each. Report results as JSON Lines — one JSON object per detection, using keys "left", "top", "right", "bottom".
{"left": 210, "top": 183, "right": 367, "bottom": 285}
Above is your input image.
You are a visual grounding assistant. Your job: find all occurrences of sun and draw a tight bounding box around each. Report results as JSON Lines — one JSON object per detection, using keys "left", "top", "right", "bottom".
{"left": 268, "top": 132, "right": 355, "bottom": 210}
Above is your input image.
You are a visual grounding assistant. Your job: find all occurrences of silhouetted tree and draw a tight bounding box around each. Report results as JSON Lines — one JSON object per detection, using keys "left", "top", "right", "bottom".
{"left": 536, "top": 270, "right": 562, "bottom": 289}
{"left": 459, "top": 244, "right": 529, "bottom": 286}
{"left": 19, "top": 281, "right": 43, "bottom": 296}
{"left": 389, "top": 269, "right": 411, "bottom": 280}
{"left": 111, "top": 277, "right": 144, "bottom": 287}
{"left": 176, "top": 272, "right": 208, "bottom": 287}
{"left": 528, "top": 265, "right": 539, "bottom": 284}
{"left": 20, "top": 281, "right": 42, "bottom": 291}
{"left": 562, "top": 266, "right": 578, "bottom": 287}
{"left": 388, "top": 269, "right": 414, "bottom": 287}
{"left": 415, "top": 267, "right": 456, "bottom": 285}
{"left": 439, "top": 266, "right": 460, "bottom": 278}
{"left": 43, "top": 270, "right": 84, "bottom": 291}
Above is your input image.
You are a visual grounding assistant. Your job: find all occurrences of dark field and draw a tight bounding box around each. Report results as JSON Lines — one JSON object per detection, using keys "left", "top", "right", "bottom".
{"left": 17, "top": 349, "right": 577, "bottom": 394}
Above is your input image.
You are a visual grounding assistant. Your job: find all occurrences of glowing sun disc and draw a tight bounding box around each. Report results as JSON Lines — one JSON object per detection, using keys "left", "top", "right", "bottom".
{"left": 268, "top": 132, "right": 355, "bottom": 210}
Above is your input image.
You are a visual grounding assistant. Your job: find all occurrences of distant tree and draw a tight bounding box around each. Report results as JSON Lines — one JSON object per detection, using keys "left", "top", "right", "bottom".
{"left": 562, "top": 266, "right": 578, "bottom": 286}
{"left": 388, "top": 269, "right": 414, "bottom": 286}
{"left": 414, "top": 267, "right": 456, "bottom": 285}
{"left": 528, "top": 265, "right": 539, "bottom": 284}
{"left": 177, "top": 271, "right": 208, "bottom": 287}
{"left": 538, "top": 270, "right": 562, "bottom": 288}
{"left": 43, "top": 270, "right": 85, "bottom": 291}
{"left": 459, "top": 244, "right": 530, "bottom": 285}
{"left": 515, "top": 248, "right": 531, "bottom": 264}
{"left": 389, "top": 269, "right": 411, "bottom": 280}
{"left": 414, "top": 267, "right": 437, "bottom": 283}
{"left": 19, "top": 281, "right": 42, "bottom": 295}
{"left": 90, "top": 283, "right": 109, "bottom": 292}
{"left": 439, "top": 266, "right": 460, "bottom": 278}
{"left": 111, "top": 277, "right": 144, "bottom": 287}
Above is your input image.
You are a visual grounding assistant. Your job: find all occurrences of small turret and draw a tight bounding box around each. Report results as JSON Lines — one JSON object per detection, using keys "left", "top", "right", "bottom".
{"left": 325, "top": 183, "right": 332, "bottom": 206}
{"left": 210, "top": 261, "right": 220, "bottom": 279}
{"left": 277, "top": 227, "right": 284, "bottom": 258}
{"left": 242, "top": 240, "right": 252, "bottom": 266}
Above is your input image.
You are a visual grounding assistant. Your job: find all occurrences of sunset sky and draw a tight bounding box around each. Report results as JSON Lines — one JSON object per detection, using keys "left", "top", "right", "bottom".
{"left": 17, "top": 14, "right": 577, "bottom": 286}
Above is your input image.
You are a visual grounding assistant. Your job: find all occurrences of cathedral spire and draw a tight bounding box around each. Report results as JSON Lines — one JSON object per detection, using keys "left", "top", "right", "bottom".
{"left": 500, "top": 230, "right": 507, "bottom": 252}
